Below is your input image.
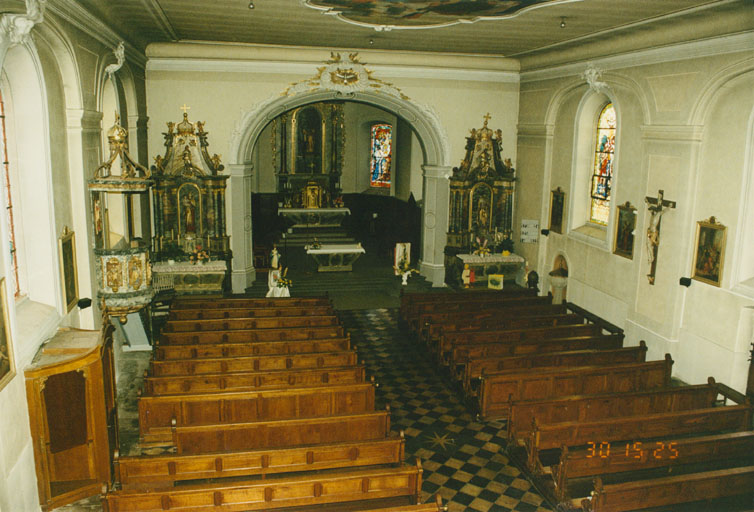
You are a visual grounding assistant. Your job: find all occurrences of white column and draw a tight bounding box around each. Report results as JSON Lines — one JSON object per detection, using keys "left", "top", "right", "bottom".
{"left": 420, "top": 164, "right": 452, "bottom": 287}
{"left": 227, "top": 163, "right": 255, "bottom": 293}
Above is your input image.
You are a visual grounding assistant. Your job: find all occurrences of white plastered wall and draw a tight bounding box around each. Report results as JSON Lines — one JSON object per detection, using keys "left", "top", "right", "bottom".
{"left": 517, "top": 39, "right": 754, "bottom": 393}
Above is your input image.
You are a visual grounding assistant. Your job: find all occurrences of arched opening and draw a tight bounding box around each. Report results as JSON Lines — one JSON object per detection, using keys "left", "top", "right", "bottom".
{"left": 250, "top": 100, "right": 423, "bottom": 272}
{"left": 1, "top": 44, "right": 57, "bottom": 309}
{"left": 228, "top": 88, "right": 450, "bottom": 291}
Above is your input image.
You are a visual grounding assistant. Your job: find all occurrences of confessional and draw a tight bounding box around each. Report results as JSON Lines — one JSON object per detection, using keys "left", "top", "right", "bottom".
{"left": 25, "top": 326, "right": 117, "bottom": 510}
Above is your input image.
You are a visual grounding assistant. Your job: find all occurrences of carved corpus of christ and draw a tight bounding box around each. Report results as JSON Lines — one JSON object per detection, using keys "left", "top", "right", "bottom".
{"left": 644, "top": 189, "right": 676, "bottom": 285}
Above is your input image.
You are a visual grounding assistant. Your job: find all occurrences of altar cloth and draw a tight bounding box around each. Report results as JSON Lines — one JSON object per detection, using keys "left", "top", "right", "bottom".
{"left": 305, "top": 243, "right": 365, "bottom": 272}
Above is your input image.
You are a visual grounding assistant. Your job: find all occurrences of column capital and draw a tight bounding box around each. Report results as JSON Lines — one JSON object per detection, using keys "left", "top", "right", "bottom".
{"left": 422, "top": 164, "right": 453, "bottom": 180}
{"left": 227, "top": 163, "right": 254, "bottom": 177}
{"left": 0, "top": 0, "right": 46, "bottom": 47}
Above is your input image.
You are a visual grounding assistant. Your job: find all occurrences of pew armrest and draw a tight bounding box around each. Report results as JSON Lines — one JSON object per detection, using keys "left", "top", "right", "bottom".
{"left": 566, "top": 302, "right": 624, "bottom": 336}
{"left": 713, "top": 381, "right": 750, "bottom": 405}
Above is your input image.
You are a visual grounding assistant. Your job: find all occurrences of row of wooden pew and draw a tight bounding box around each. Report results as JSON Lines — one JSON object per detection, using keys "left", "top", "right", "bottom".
{"left": 400, "top": 289, "right": 754, "bottom": 512}
{"left": 103, "top": 295, "right": 446, "bottom": 512}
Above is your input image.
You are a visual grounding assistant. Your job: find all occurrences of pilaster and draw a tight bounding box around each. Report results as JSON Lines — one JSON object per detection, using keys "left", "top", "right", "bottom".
{"left": 420, "top": 164, "right": 452, "bottom": 286}
{"left": 66, "top": 108, "right": 102, "bottom": 329}
{"left": 227, "top": 163, "right": 256, "bottom": 292}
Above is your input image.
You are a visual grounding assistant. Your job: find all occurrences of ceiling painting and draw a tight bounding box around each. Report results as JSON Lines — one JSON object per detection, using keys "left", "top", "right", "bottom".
{"left": 302, "top": 0, "right": 582, "bottom": 30}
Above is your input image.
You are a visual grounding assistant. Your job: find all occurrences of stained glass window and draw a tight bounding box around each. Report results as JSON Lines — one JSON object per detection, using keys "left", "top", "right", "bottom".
{"left": 370, "top": 123, "right": 392, "bottom": 188}
{"left": 590, "top": 103, "right": 616, "bottom": 225}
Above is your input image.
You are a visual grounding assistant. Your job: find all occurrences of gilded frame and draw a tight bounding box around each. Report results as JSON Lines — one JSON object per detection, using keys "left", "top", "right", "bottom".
{"left": 549, "top": 187, "right": 565, "bottom": 234}
{"left": 0, "top": 277, "right": 14, "bottom": 392}
{"left": 613, "top": 201, "right": 636, "bottom": 259}
{"left": 59, "top": 226, "right": 79, "bottom": 312}
{"left": 469, "top": 182, "right": 493, "bottom": 232}
{"left": 691, "top": 216, "right": 726, "bottom": 287}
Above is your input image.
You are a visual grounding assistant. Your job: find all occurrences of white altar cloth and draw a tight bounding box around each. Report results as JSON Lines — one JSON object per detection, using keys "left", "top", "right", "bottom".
{"left": 278, "top": 207, "right": 351, "bottom": 228}
{"left": 457, "top": 252, "right": 525, "bottom": 283}
{"left": 152, "top": 260, "right": 227, "bottom": 294}
{"left": 305, "top": 243, "right": 365, "bottom": 272}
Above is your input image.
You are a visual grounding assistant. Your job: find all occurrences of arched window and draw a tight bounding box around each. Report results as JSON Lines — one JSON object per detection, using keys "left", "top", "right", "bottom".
{"left": 369, "top": 123, "right": 392, "bottom": 188}
{"left": 589, "top": 103, "right": 616, "bottom": 225}
{"left": 0, "top": 91, "right": 21, "bottom": 297}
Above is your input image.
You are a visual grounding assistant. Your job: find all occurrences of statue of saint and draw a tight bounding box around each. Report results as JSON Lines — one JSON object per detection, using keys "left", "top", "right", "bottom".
{"left": 184, "top": 196, "right": 197, "bottom": 235}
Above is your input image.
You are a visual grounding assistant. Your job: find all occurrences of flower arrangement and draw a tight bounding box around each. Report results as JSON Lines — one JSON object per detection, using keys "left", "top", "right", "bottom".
{"left": 473, "top": 236, "right": 491, "bottom": 256}
{"left": 276, "top": 268, "right": 292, "bottom": 288}
{"left": 332, "top": 195, "right": 344, "bottom": 208}
{"left": 189, "top": 247, "right": 210, "bottom": 264}
{"left": 394, "top": 258, "right": 418, "bottom": 275}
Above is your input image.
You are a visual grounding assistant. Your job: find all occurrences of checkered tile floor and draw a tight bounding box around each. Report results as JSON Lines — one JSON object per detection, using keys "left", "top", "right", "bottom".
{"left": 338, "top": 308, "right": 553, "bottom": 512}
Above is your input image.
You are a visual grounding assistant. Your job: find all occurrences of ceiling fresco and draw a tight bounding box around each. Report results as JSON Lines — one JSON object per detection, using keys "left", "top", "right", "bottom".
{"left": 303, "top": 0, "right": 582, "bottom": 30}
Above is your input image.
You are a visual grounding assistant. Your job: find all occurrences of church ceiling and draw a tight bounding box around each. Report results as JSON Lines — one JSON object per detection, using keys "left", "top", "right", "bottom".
{"left": 71, "top": 0, "right": 735, "bottom": 56}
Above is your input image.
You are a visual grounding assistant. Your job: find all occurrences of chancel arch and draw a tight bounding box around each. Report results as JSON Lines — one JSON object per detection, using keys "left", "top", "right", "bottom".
{"left": 227, "top": 88, "right": 451, "bottom": 291}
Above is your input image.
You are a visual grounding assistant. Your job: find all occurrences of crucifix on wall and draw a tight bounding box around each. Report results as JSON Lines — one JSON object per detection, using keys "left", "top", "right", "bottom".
{"left": 644, "top": 189, "right": 676, "bottom": 285}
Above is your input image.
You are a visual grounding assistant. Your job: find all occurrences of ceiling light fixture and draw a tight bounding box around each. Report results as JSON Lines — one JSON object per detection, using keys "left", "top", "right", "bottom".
{"left": 560, "top": 17, "right": 566, "bottom": 28}
{"left": 248, "top": 1, "right": 254, "bottom": 9}
{"left": 369, "top": 38, "right": 374, "bottom": 46}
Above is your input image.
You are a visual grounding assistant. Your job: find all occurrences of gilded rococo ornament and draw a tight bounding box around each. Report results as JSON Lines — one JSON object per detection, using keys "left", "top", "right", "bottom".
{"left": 284, "top": 52, "right": 409, "bottom": 100}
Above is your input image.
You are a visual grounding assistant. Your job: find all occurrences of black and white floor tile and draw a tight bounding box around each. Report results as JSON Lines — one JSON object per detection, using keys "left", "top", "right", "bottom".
{"left": 339, "top": 308, "right": 552, "bottom": 512}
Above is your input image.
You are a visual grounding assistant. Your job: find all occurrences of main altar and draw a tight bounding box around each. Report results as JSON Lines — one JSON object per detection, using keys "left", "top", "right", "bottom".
{"left": 150, "top": 109, "right": 230, "bottom": 293}
{"left": 445, "top": 114, "right": 519, "bottom": 287}
{"left": 271, "top": 102, "right": 345, "bottom": 207}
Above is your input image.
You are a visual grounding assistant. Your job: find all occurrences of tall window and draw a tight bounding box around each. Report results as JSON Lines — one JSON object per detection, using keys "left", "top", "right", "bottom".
{"left": 589, "top": 103, "right": 616, "bottom": 225}
{"left": 0, "top": 92, "right": 20, "bottom": 297}
{"left": 369, "top": 123, "right": 392, "bottom": 188}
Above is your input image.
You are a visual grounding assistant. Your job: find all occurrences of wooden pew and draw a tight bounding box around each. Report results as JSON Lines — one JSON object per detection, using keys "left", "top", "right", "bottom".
{"left": 163, "top": 314, "right": 340, "bottom": 333}
{"left": 434, "top": 315, "right": 590, "bottom": 362}
{"left": 169, "top": 304, "right": 335, "bottom": 321}
{"left": 115, "top": 434, "right": 405, "bottom": 488}
{"left": 102, "top": 461, "right": 423, "bottom": 512}
{"left": 449, "top": 333, "right": 624, "bottom": 378}
{"left": 172, "top": 410, "right": 392, "bottom": 455}
{"left": 405, "top": 294, "right": 550, "bottom": 333}
{"left": 154, "top": 337, "right": 352, "bottom": 361}
{"left": 399, "top": 288, "right": 532, "bottom": 323}
{"left": 143, "top": 365, "right": 367, "bottom": 395}
{"left": 477, "top": 356, "right": 673, "bottom": 420}
{"left": 139, "top": 382, "right": 376, "bottom": 443}
{"left": 461, "top": 342, "right": 648, "bottom": 395}
{"left": 508, "top": 380, "right": 721, "bottom": 444}
{"left": 438, "top": 323, "right": 603, "bottom": 365}
{"left": 580, "top": 466, "right": 754, "bottom": 512}
{"left": 420, "top": 303, "right": 569, "bottom": 344}
{"left": 150, "top": 350, "right": 358, "bottom": 377}
{"left": 171, "top": 296, "right": 331, "bottom": 310}
{"left": 361, "top": 495, "right": 447, "bottom": 512}
{"left": 159, "top": 324, "right": 345, "bottom": 345}
{"left": 549, "top": 431, "right": 754, "bottom": 502}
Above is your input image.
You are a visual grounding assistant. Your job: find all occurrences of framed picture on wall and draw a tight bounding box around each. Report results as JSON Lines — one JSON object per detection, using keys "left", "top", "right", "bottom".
{"left": 0, "top": 278, "right": 15, "bottom": 392}
{"left": 613, "top": 201, "right": 637, "bottom": 259}
{"left": 691, "top": 216, "right": 726, "bottom": 287}
{"left": 59, "top": 226, "right": 79, "bottom": 312}
{"left": 549, "top": 187, "right": 565, "bottom": 234}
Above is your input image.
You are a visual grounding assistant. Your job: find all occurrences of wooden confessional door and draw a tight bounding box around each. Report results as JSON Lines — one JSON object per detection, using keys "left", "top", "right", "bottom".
{"left": 25, "top": 326, "right": 117, "bottom": 511}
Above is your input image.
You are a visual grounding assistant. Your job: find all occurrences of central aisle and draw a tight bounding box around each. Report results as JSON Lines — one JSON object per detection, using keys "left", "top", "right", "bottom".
{"left": 338, "top": 308, "right": 552, "bottom": 512}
